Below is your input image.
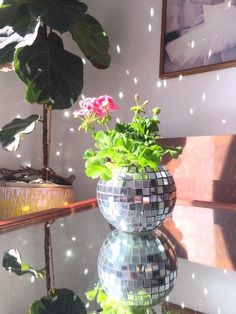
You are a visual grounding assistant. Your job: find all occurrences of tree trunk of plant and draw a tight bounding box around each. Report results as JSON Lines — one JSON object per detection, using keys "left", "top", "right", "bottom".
{"left": 42, "top": 105, "right": 49, "bottom": 181}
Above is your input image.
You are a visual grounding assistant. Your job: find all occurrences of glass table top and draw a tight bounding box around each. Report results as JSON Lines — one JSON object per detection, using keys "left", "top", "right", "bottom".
{"left": 0, "top": 206, "right": 235, "bottom": 314}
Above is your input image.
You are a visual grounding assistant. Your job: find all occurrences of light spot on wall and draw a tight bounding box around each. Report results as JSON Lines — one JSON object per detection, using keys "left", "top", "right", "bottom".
{"left": 156, "top": 80, "right": 162, "bottom": 88}
{"left": 216, "top": 74, "right": 220, "bottom": 81}
{"left": 208, "top": 49, "right": 212, "bottom": 58}
{"left": 133, "top": 77, "right": 138, "bottom": 84}
{"left": 204, "top": 287, "right": 208, "bottom": 296}
{"left": 190, "top": 108, "right": 194, "bottom": 115}
{"left": 222, "top": 119, "right": 226, "bottom": 124}
{"left": 84, "top": 268, "right": 88, "bottom": 275}
{"left": 69, "top": 128, "right": 74, "bottom": 132}
{"left": 16, "top": 115, "right": 21, "bottom": 118}
{"left": 25, "top": 162, "right": 31, "bottom": 167}
{"left": 181, "top": 302, "right": 185, "bottom": 309}
{"left": 116, "top": 118, "right": 120, "bottom": 123}
{"left": 82, "top": 58, "right": 86, "bottom": 65}
{"left": 228, "top": 0, "right": 232, "bottom": 8}
{"left": 61, "top": 223, "right": 64, "bottom": 227}
{"left": 150, "top": 7, "right": 154, "bottom": 17}
{"left": 59, "top": 142, "right": 63, "bottom": 146}
{"left": 191, "top": 41, "right": 195, "bottom": 49}
{"left": 66, "top": 249, "right": 73, "bottom": 257}
{"left": 191, "top": 272, "right": 195, "bottom": 279}
{"left": 72, "top": 236, "right": 76, "bottom": 242}
{"left": 163, "top": 79, "right": 167, "bottom": 88}
{"left": 165, "top": 295, "right": 169, "bottom": 302}
{"left": 179, "top": 74, "right": 183, "bottom": 81}
{"left": 68, "top": 167, "right": 73, "bottom": 173}
{"left": 64, "top": 111, "right": 70, "bottom": 118}
{"left": 202, "top": 93, "right": 206, "bottom": 102}
{"left": 81, "top": 94, "right": 85, "bottom": 100}
{"left": 116, "top": 45, "right": 121, "bottom": 54}
{"left": 86, "top": 303, "right": 90, "bottom": 309}
{"left": 148, "top": 24, "right": 152, "bottom": 32}
{"left": 223, "top": 269, "right": 228, "bottom": 274}
{"left": 56, "top": 151, "right": 61, "bottom": 156}
{"left": 16, "top": 154, "right": 21, "bottom": 159}
{"left": 119, "top": 92, "right": 124, "bottom": 99}
{"left": 126, "top": 70, "right": 130, "bottom": 75}
{"left": 30, "top": 276, "right": 35, "bottom": 283}
{"left": 217, "top": 307, "right": 221, "bottom": 314}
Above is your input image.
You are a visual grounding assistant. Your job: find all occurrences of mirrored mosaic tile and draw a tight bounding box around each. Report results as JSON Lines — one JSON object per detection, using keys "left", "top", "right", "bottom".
{"left": 97, "top": 166, "right": 176, "bottom": 232}
{"left": 98, "top": 228, "right": 177, "bottom": 306}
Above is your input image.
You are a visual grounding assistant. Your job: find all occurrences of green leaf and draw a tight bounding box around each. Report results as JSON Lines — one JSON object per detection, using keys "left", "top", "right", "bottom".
{"left": 14, "top": 29, "right": 84, "bottom": 109}
{"left": 11, "top": 3, "right": 37, "bottom": 37}
{"left": 29, "top": 288, "right": 87, "bottom": 314}
{"left": 0, "top": 4, "right": 17, "bottom": 28}
{"left": 0, "top": 41, "right": 16, "bottom": 64}
{"left": 0, "top": 114, "right": 40, "bottom": 151}
{"left": 2, "top": 249, "right": 44, "bottom": 278}
{"left": 71, "top": 14, "right": 111, "bottom": 69}
{"left": 29, "top": 0, "right": 87, "bottom": 34}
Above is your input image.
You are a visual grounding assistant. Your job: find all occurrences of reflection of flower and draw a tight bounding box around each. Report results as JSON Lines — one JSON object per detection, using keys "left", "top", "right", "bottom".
{"left": 73, "top": 95, "right": 118, "bottom": 118}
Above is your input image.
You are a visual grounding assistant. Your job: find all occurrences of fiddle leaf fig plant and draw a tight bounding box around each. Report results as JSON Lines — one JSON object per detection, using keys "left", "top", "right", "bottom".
{"left": 0, "top": 0, "right": 111, "bottom": 182}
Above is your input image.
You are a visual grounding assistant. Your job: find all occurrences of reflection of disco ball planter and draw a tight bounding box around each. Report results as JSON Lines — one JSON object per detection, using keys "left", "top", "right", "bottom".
{"left": 98, "top": 229, "right": 177, "bottom": 306}
{"left": 97, "top": 166, "right": 176, "bottom": 232}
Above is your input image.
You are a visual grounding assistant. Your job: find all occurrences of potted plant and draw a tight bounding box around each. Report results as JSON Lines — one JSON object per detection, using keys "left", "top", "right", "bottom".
{"left": 0, "top": 0, "right": 111, "bottom": 218}
{"left": 73, "top": 95, "right": 182, "bottom": 232}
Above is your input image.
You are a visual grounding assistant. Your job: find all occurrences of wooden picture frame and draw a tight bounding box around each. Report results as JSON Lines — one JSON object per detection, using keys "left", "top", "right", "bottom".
{"left": 159, "top": 0, "right": 236, "bottom": 79}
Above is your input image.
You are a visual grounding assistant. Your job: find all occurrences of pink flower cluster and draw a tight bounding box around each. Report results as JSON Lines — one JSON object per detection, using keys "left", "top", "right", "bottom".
{"left": 73, "top": 95, "right": 118, "bottom": 118}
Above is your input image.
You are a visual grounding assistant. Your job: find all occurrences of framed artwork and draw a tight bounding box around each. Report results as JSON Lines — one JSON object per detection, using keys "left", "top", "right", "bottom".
{"left": 159, "top": 0, "right": 236, "bottom": 79}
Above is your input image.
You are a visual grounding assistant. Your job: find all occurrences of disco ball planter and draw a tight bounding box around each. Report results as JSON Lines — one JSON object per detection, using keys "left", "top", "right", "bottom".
{"left": 97, "top": 228, "right": 178, "bottom": 307}
{"left": 97, "top": 166, "right": 176, "bottom": 233}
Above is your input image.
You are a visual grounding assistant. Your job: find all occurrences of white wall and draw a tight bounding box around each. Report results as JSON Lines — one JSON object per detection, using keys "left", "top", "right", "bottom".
{"left": 0, "top": 1, "right": 236, "bottom": 313}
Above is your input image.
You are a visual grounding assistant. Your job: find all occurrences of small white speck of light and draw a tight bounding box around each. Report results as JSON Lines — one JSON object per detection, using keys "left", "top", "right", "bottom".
{"left": 148, "top": 24, "right": 152, "bottom": 32}
{"left": 191, "top": 40, "right": 195, "bottom": 48}
{"left": 163, "top": 79, "right": 167, "bottom": 88}
{"left": 216, "top": 74, "right": 220, "bottom": 81}
{"left": 179, "top": 74, "right": 183, "bottom": 81}
{"left": 16, "top": 114, "right": 21, "bottom": 118}
{"left": 72, "top": 237, "right": 76, "bottom": 242}
{"left": 64, "top": 111, "right": 70, "bottom": 118}
{"left": 84, "top": 268, "right": 88, "bottom": 275}
{"left": 56, "top": 151, "right": 61, "bottom": 156}
{"left": 68, "top": 168, "right": 73, "bottom": 173}
{"left": 116, "top": 118, "right": 120, "bottom": 123}
{"left": 218, "top": 308, "right": 221, "bottom": 314}
{"left": 116, "top": 45, "right": 121, "bottom": 54}
{"left": 66, "top": 250, "right": 72, "bottom": 257}
{"left": 208, "top": 49, "right": 212, "bottom": 58}
{"left": 204, "top": 287, "right": 208, "bottom": 295}
{"left": 192, "top": 272, "right": 195, "bottom": 279}
{"left": 86, "top": 303, "right": 90, "bottom": 309}
{"left": 69, "top": 128, "right": 74, "bottom": 132}
{"left": 133, "top": 77, "right": 138, "bottom": 84}
{"left": 181, "top": 302, "right": 185, "bottom": 309}
{"left": 165, "top": 295, "right": 169, "bottom": 302}
{"left": 30, "top": 276, "right": 35, "bottom": 283}
{"left": 150, "top": 7, "right": 154, "bottom": 17}
{"left": 103, "top": 31, "right": 107, "bottom": 36}
{"left": 156, "top": 80, "right": 162, "bottom": 88}
{"left": 126, "top": 70, "right": 130, "bottom": 75}
{"left": 61, "top": 223, "right": 64, "bottom": 227}
{"left": 82, "top": 58, "right": 86, "bottom": 64}
{"left": 223, "top": 269, "right": 228, "bottom": 274}
{"left": 81, "top": 94, "right": 85, "bottom": 100}
{"left": 228, "top": 0, "right": 232, "bottom": 8}
{"left": 119, "top": 92, "right": 124, "bottom": 99}
{"left": 16, "top": 154, "right": 21, "bottom": 158}
{"left": 59, "top": 142, "right": 63, "bottom": 146}
{"left": 190, "top": 108, "right": 194, "bottom": 115}
{"left": 202, "top": 93, "right": 206, "bottom": 102}
{"left": 222, "top": 119, "right": 226, "bottom": 124}
{"left": 26, "top": 163, "right": 31, "bottom": 167}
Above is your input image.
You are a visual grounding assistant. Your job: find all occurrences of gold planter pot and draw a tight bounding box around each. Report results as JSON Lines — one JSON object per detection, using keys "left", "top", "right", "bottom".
{"left": 0, "top": 183, "right": 75, "bottom": 219}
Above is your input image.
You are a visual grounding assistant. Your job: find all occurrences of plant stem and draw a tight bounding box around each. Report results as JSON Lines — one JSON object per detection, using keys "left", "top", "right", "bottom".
{"left": 42, "top": 106, "right": 49, "bottom": 181}
{"left": 44, "top": 222, "right": 51, "bottom": 294}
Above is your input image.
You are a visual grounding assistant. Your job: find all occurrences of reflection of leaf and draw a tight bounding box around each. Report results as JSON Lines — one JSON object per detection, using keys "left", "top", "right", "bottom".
{"left": 29, "top": 0, "right": 87, "bottom": 34}
{"left": 14, "top": 29, "right": 84, "bottom": 109}
{"left": 29, "top": 289, "right": 87, "bottom": 314}
{"left": 2, "top": 249, "right": 44, "bottom": 278}
{"left": 0, "top": 114, "right": 40, "bottom": 151}
{"left": 71, "top": 14, "right": 111, "bottom": 69}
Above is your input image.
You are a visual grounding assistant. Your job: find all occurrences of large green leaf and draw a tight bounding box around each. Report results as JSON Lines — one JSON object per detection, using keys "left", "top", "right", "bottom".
{"left": 71, "top": 14, "right": 111, "bottom": 69}
{"left": 2, "top": 249, "right": 44, "bottom": 278}
{"left": 29, "top": 0, "right": 87, "bottom": 34}
{"left": 11, "top": 3, "right": 37, "bottom": 37}
{"left": 29, "top": 289, "right": 87, "bottom": 314}
{"left": 14, "top": 29, "right": 84, "bottom": 109}
{"left": 0, "top": 114, "right": 40, "bottom": 151}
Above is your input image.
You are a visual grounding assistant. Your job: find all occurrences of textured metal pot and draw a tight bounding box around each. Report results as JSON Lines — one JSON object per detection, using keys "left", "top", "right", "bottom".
{"left": 0, "top": 183, "right": 75, "bottom": 219}
{"left": 97, "top": 166, "right": 176, "bottom": 232}
{"left": 98, "top": 228, "right": 177, "bottom": 306}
